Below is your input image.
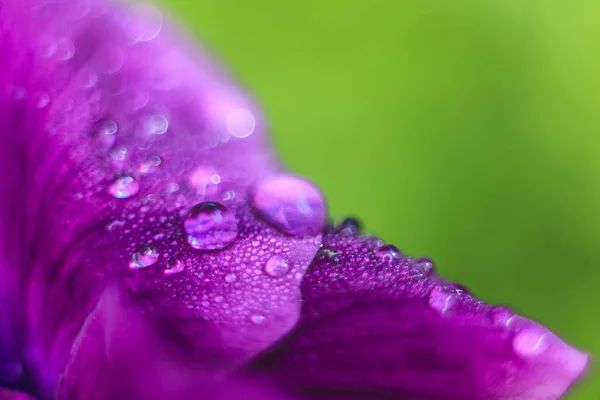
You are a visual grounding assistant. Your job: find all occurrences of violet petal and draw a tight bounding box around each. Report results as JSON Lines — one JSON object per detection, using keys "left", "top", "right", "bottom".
{"left": 0, "top": 0, "right": 313, "bottom": 394}
{"left": 257, "top": 232, "right": 588, "bottom": 400}
{"left": 56, "top": 287, "right": 291, "bottom": 400}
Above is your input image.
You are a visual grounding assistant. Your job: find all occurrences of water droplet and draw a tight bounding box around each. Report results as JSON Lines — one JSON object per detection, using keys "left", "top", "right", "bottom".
{"left": 145, "top": 114, "right": 169, "bottom": 135}
{"left": 109, "top": 176, "right": 139, "bottom": 199}
{"left": 415, "top": 257, "right": 434, "bottom": 275}
{"left": 184, "top": 202, "right": 238, "bottom": 250}
{"left": 225, "top": 273, "right": 237, "bottom": 283}
{"left": 130, "top": 244, "right": 159, "bottom": 268}
{"left": 264, "top": 255, "right": 290, "bottom": 278}
{"left": 374, "top": 244, "right": 401, "bottom": 261}
{"left": 489, "top": 306, "right": 514, "bottom": 327}
{"left": 250, "top": 315, "right": 265, "bottom": 325}
{"left": 34, "top": 92, "right": 50, "bottom": 108}
{"left": 55, "top": 38, "right": 75, "bottom": 60}
{"left": 226, "top": 108, "right": 256, "bottom": 138}
{"left": 124, "top": 4, "right": 163, "bottom": 43}
{"left": 428, "top": 286, "right": 457, "bottom": 314}
{"left": 513, "top": 329, "right": 549, "bottom": 358}
{"left": 94, "top": 120, "right": 118, "bottom": 150}
{"left": 138, "top": 156, "right": 162, "bottom": 174}
{"left": 338, "top": 217, "right": 362, "bottom": 235}
{"left": 164, "top": 257, "right": 184, "bottom": 275}
{"left": 252, "top": 174, "right": 326, "bottom": 237}
{"left": 189, "top": 167, "right": 220, "bottom": 197}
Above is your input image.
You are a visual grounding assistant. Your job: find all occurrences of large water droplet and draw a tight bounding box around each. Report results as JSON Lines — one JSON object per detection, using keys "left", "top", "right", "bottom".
{"left": 164, "top": 256, "right": 184, "bottom": 275}
{"left": 374, "top": 244, "right": 401, "bottom": 262}
{"left": 428, "top": 286, "right": 457, "bottom": 314}
{"left": 226, "top": 108, "right": 255, "bottom": 138}
{"left": 338, "top": 217, "right": 362, "bottom": 235}
{"left": 109, "top": 176, "right": 139, "bottom": 199}
{"left": 250, "top": 315, "right": 265, "bottom": 325}
{"left": 513, "top": 329, "right": 549, "bottom": 358}
{"left": 184, "top": 202, "right": 238, "bottom": 250}
{"left": 252, "top": 174, "right": 326, "bottom": 237}
{"left": 130, "top": 244, "right": 159, "bottom": 268}
{"left": 225, "top": 273, "right": 237, "bottom": 283}
{"left": 264, "top": 255, "right": 290, "bottom": 278}
{"left": 124, "top": 4, "right": 163, "bottom": 43}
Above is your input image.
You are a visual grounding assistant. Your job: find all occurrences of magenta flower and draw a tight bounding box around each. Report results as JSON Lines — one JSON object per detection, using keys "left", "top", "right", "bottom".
{"left": 0, "top": 0, "right": 588, "bottom": 399}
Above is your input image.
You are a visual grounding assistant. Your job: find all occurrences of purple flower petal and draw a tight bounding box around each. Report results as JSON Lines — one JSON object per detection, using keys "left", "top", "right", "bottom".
{"left": 0, "top": 0, "right": 319, "bottom": 394}
{"left": 56, "top": 287, "right": 291, "bottom": 400}
{"left": 0, "top": 389, "right": 35, "bottom": 400}
{"left": 257, "top": 231, "right": 588, "bottom": 399}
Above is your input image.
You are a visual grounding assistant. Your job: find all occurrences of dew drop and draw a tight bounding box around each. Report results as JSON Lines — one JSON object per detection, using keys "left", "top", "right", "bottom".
{"left": 252, "top": 174, "right": 326, "bottom": 237}
{"left": 428, "top": 286, "right": 457, "bottom": 314}
{"left": 138, "top": 155, "right": 162, "bottom": 174}
{"left": 164, "top": 257, "right": 184, "bottom": 275}
{"left": 489, "top": 306, "right": 514, "bottom": 327}
{"left": 225, "top": 273, "right": 237, "bottom": 283}
{"left": 264, "top": 255, "right": 290, "bottom": 278}
{"left": 124, "top": 4, "right": 163, "bottom": 43}
{"left": 145, "top": 114, "right": 169, "bottom": 135}
{"left": 93, "top": 119, "right": 118, "bottom": 150}
{"left": 250, "top": 315, "right": 265, "bottom": 325}
{"left": 184, "top": 202, "right": 238, "bottom": 250}
{"left": 338, "top": 217, "right": 362, "bottom": 235}
{"left": 109, "top": 176, "right": 139, "bottom": 199}
{"left": 130, "top": 244, "right": 159, "bottom": 268}
{"left": 226, "top": 108, "right": 255, "bottom": 138}
{"left": 189, "top": 167, "right": 220, "bottom": 197}
{"left": 513, "top": 329, "right": 549, "bottom": 358}
{"left": 374, "top": 244, "right": 401, "bottom": 262}
{"left": 415, "top": 257, "right": 434, "bottom": 275}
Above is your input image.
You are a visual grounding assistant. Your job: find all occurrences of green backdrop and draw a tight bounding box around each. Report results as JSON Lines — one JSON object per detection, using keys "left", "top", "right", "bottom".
{"left": 161, "top": 1, "right": 599, "bottom": 398}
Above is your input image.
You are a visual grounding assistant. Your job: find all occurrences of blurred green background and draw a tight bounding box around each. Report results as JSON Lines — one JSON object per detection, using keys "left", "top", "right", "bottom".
{"left": 161, "top": 1, "right": 598, "bottom": 398}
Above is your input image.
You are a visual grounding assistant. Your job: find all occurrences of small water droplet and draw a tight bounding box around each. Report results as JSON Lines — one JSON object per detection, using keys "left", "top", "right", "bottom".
{"left": 138, "top": 155, "right": 162, "bottom": 174}
{"left": 225, "top": 273, "right": 237, "bottom": 283}
{"left": 189, "top": 167, "right": 220, "bottom": 197}
{"left": 338, "top": 217, "right": 362, "bottom": 235}
{"left": 164, "top": 257, "right": 184, "bottom": 275}
{"left": 252, "top": 174, "right": 326, "bottom": 237}
{"left": 250, "top": 314, "right": 265, "bottom": 325}
{"left": 489, "top": 306, "right": 514, "bottom": 327}
{"left": 513, "top": 329, "right": 549, "bottom": 358}
{"left": 109, "top": 176, "right": 139, "bottom": 199}
{"left": 428, "top": 286, "right": 457, "bottom": 314}
{"left": 374, "top": 244, "right": 401, "bottom": 262}
{"left": 130, "top": 244, "right": 159, "bottom": 268}
{"left": 184, "top": 202, "right": 238, "bottom": 250}
{"left": 264, "top": 256, "right": 290, "bottom": 278}
{"left": 145, "top": 114, "right": 169, "bottom": 135}
{"left": 94, "top": 120, "right": 118, "bottom": 150}
{"left": 415, "top": 257, "right": 434, "bottom": 275}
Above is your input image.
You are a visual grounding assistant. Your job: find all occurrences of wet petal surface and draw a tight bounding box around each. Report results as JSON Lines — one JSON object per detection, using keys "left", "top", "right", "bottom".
{"left": 0, "top": 0, "right": 316, "bottom": 395}
{"left": 257, "top": 230, "right": 588, "bottom": 400}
